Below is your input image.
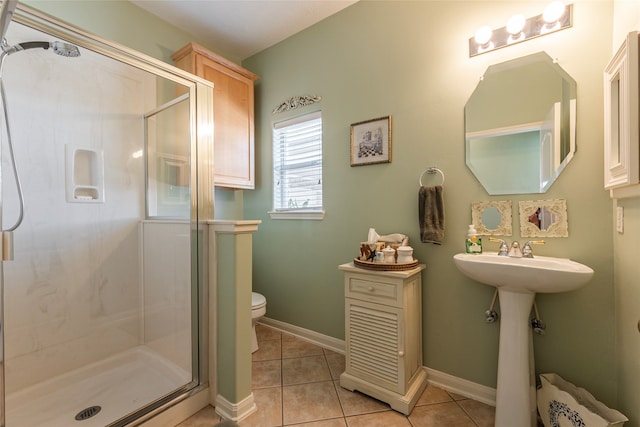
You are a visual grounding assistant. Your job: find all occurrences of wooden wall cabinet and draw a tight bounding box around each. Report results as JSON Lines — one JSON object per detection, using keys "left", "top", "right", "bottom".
{"left": 338, "top": 263, "right": 428, "bottom": 415}
{"left": 173, "top": 42, "right": 259, "bottom": 189}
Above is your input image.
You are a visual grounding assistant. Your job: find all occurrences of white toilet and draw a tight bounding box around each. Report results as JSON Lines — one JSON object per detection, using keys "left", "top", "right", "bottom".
{"left": 251, "top": 292, "right": 267, "bottom": 353}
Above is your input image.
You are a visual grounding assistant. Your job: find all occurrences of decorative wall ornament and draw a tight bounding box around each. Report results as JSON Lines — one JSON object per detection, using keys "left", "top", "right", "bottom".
{"left": 471, "top": 200, "right": 512, "bottom": 236}
{"left": 272, "top": 95, "right": 322, "bottom": 114}
{"left": 519, "top": 199, "right": 568, "bottom": 238}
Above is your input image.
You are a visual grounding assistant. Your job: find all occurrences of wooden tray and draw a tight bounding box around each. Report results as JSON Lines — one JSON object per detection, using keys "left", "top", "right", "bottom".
{"left": 353, "top": 257, "right": 419, "bottom": 271}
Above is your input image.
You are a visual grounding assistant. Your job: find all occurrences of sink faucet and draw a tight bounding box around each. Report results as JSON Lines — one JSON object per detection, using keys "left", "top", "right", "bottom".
{"left": 522, "top": 240, "right": 545, "bottom": 258}
{"left": 508, "top": 241, "right": 522, "bottom": 257}
{"left": 488, "top": 238, "right": 509, "bottom": 256}
{"left": 489, "top": 238, "right": 546, "bottom": 258}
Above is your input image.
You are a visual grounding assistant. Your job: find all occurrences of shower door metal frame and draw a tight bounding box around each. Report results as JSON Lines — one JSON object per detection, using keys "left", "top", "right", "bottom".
{"left": 0, "top": 3, "right": 214, "bottom": 426}
{"left": 0, "top": 1, "right": 17, "bottom": 424}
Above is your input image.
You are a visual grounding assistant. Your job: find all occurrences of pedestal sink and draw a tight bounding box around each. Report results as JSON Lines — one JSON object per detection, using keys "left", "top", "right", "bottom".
{"left": 453, "top": 253, "right": 594, "bottom": 427}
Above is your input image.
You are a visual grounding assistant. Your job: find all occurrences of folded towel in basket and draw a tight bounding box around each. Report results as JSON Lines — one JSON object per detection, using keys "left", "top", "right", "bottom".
{"left": 419, "top": 185, "right": 445, "bottom": 244}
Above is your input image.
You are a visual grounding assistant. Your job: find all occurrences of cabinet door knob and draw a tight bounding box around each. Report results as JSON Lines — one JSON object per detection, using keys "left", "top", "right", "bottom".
{"left": 398, "top": 351, "right": 405, "bottom": 357}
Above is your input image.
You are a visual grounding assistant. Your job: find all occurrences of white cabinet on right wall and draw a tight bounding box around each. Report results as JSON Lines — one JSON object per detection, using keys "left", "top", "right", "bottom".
{"left": 604, "top": 31, "right": 640, "bottom": 198}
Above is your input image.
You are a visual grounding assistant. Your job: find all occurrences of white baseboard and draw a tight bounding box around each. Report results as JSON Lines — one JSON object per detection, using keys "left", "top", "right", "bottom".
{"left": 259, "top": 317, "right": 345, "bottom": 354}
{"left": 424, "top": 367, "right": 496, "bottom": 407}
{"left": 259, "top": 317, "right": 497, "bottom": 407}
{"left": 214, "top": 393, "right": 256, "bottom": 422}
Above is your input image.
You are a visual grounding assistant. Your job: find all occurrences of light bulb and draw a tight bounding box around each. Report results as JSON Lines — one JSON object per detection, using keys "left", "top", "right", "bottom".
{"left": 543, "top": 1, "right": 565, "bottom": 24}
{"left": 474, "top": 25, "right": 493, "bottom": 46}
{"left": 506, "top": 14, "right": 526, "bottom": 35}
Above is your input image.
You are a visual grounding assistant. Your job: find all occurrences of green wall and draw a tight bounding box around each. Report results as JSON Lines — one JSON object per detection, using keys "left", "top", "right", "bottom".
{"left": 614, "top": 197, "right": 640, "bottom": 425}
{"left": 611, "top": 2, "right": 640, "bottom": 425}
{"left": 243, "top": 0, "right": 621, "bottom": 413}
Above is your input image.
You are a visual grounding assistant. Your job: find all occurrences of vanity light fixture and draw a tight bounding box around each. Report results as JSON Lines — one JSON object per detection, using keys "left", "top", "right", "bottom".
{"left": 541, "top": 1, "right": 567, "bottom": 33}
{"left": 506, "top": 14, "right": 526, "bottom": 44}
{"left": 474, "top": 25, "right": 494, "bottom": 53}
{"left": 469, "top": 2, "right": 572, "bottom": 57}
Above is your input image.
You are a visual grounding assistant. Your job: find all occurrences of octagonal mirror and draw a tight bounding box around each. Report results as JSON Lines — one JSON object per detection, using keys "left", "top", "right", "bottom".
{"left": 465, "top": 52, "right": 577, "bottom": 195}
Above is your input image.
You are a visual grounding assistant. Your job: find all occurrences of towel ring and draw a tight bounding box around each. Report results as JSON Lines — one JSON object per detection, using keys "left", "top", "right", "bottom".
{"left": 419, "top": 167, "right": 445, "bottom": 186}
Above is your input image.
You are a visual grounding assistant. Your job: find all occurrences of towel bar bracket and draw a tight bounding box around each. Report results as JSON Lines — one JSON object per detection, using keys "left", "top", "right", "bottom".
{"left": 419, "top": 167, "right": 445, "bottom": 186}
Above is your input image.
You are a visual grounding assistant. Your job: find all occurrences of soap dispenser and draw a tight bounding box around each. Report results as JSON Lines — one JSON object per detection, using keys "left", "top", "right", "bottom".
{"left": 465, "top": 224, "right": 482, "bottom": 254}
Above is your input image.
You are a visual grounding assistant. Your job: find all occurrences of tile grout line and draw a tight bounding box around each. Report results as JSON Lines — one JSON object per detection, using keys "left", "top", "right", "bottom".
{"left": 280, "top": 334, "right": 284, "bottom": 427}
{"left": 324, "top": 348, "right": 349, "bottom": 426}
{"left": 447, "top": 390, "right": 482, "bottom": 427}
{"left": 454, "top": 398, "right": 481, "bottom": 427}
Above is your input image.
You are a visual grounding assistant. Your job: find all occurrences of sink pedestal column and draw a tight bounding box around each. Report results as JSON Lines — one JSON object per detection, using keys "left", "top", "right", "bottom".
{"left": 495, "top": 289, "right": 537, "bottom": 427}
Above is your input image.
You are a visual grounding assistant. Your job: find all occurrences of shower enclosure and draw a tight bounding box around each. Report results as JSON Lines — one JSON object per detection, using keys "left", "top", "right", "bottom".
{"left": 0, "top": 3, "right": 213, "bottom": 426}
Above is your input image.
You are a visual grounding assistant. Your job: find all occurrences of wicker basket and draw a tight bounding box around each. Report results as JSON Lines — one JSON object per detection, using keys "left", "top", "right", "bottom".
{"left": 537, "top": 373, "right": 627, "bottom": 427}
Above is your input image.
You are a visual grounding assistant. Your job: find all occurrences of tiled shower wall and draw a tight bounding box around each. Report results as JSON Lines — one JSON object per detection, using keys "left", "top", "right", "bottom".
{"left": 1, "top": 22, "right": 156, "bottom": 393}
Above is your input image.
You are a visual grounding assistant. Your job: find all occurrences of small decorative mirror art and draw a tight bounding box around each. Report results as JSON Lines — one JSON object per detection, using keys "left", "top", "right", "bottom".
{"left": 471, "top": 201, "right": 512, "bottom": 236}
{"left": 519, "top": 199, "right": 568, "bottom": 237}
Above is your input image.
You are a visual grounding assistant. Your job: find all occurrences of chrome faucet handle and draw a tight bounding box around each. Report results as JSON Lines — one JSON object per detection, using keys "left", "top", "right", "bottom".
{"left": 489, "top": 237, "right": 509, "bottom": 256}
{"left": 508, "top": 241, "right": 522, "bottom": 258}
{"left": 522, "top": 240, "right": 545, "bottom": 258}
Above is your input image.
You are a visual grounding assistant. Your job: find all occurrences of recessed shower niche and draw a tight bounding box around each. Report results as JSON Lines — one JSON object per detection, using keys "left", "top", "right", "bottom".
{"left": 65, "top": 144, "right": 105, "bottom": 203}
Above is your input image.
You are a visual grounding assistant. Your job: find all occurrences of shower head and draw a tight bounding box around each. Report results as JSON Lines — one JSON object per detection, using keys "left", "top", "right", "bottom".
{"left": 51, "top": 41, "right": 80, "bottom": 58}
{"left": 1, "top": 40, "right": 80, "bottom": 57}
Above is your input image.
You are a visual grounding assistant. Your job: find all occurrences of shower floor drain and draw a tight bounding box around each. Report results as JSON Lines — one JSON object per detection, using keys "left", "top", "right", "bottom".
{"left": 75, "top": 406, "right": 101, "bottom": 421}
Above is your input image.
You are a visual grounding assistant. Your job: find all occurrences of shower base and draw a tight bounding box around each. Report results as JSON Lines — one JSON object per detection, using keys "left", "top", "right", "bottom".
{"left": 5, "top": 346, "right": 191, "bottom": 427}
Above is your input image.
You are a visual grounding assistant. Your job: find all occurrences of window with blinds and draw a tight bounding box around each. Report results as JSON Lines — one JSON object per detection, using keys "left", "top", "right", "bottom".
{"left": 272, "top": 111, "right": 323, "bottom": 214}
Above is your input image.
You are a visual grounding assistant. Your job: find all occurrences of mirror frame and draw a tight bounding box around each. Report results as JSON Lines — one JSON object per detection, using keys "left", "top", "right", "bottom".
{"left": 519, "top": 199, "right": 568, "bottom": 237}
{"left": 471, "top": 201, "right": 512, "bottom": 236}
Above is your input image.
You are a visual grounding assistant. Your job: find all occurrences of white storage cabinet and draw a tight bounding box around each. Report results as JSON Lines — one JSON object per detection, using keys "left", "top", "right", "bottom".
{"left": 338, "top": 263, "right": 428, "bottom": 415}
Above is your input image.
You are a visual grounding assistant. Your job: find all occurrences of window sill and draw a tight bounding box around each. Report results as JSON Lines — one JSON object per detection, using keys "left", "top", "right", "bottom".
{"left": 269, "top": 210, "right": 325, "bottom": 220}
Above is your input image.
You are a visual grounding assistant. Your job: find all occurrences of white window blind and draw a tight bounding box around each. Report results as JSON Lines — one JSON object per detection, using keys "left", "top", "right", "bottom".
{"left": 273, "top": 111, "right": 323, "bottom": 212}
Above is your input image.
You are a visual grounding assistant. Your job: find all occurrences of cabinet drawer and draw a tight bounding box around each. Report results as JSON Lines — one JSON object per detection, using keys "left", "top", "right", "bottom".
{"left": 346, "top": 277, "right": 402, "bottom": 306}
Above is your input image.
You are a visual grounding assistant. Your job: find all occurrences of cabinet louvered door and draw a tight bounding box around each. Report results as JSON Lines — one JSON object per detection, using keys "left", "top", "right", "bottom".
{"left": 345, "top": 299, "right": 405, "bottom": 394}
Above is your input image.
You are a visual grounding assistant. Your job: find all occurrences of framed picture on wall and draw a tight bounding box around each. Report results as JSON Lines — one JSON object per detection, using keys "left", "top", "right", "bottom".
{"left": 350, "top": 116, "right": 392, "bottom": 166}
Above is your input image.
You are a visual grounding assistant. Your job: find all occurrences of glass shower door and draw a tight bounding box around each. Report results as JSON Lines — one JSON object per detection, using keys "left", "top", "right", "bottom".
{"left": 0, "top": 9, "right": 212, "bottom": 426}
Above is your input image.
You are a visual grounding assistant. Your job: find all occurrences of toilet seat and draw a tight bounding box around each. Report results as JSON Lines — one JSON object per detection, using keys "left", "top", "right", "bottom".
{"left": 252, "top": 292, "right": 266, "bottom": 310}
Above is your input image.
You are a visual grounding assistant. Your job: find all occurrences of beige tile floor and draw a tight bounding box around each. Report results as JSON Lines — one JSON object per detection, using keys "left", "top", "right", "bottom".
{"left": 176, "top": 324, "right": 495, "bottom": 427}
